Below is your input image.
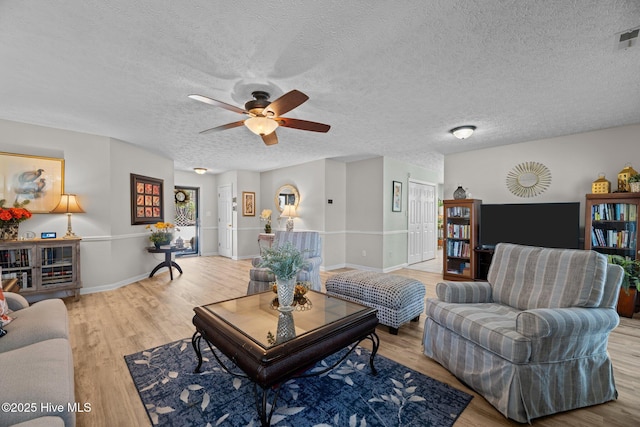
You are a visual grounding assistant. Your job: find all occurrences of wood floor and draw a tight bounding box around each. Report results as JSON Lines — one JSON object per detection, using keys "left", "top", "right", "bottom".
{"left": 64, "top": 256, "right": 640, "bottom": 426}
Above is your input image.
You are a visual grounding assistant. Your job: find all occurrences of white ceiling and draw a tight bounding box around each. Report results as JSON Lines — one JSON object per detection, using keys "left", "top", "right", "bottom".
{"left": 1, "top": 1, "right": 639, "bottom": 180}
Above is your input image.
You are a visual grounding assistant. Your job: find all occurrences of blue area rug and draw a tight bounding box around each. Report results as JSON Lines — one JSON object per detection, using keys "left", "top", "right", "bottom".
{"left": 125, "top": 338, "right": 472, "bottom": 426}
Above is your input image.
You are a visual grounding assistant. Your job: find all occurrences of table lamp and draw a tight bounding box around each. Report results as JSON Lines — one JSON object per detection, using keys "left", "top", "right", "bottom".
{"left": 280, "top": 205, "right": 298, "bottom": 232}
{"left": 50, "top": 194, "right": 85, "bottom": 238}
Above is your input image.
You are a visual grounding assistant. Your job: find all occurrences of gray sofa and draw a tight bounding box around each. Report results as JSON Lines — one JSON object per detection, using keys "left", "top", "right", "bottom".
{"left": 0, "top": 291, "right": 75, "bottom": 427}
{"left": 423, "top": 243, "right": 623, "bottom": 423}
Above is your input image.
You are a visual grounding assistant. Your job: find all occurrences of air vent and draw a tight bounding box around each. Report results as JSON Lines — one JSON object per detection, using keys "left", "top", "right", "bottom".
{"left": 616, "top": 27, "right": 639, "bottom": 50}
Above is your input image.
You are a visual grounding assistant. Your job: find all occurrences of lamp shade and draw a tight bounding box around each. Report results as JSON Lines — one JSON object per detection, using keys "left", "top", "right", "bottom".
{"left": 450, "top": 126, "right": 476, "bottom": 140}
{"left": 280, "top": 204, "right": 297, "bottom": 218}
{"left": 193, "top": 167, "right": 207, "bottom": 175}
{"left": 50, "top": 194, "right": 85, "bottom": 214}
{"left": 244, "top": 116, "right": 278, "bottom": 136}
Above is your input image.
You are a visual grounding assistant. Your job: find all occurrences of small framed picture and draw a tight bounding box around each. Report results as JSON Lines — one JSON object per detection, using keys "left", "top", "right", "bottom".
{"left": 242, "top": 191, "right": 256, "bottom": 216}
{"left": 131, "top": 173, "right": 164, "bottom": 224}
{"left": 392, "top": 181, "right": 402, "bottom": 212}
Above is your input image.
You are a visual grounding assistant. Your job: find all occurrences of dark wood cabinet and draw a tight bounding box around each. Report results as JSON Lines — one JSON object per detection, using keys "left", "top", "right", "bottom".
{"left": 443, "top": 199, "right": 481, "bottom": 281}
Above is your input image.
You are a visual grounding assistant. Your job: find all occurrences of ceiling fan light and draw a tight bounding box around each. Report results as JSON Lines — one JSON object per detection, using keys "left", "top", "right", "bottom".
{"left": 450, "top": 125, "right": 476, "bottom": 140}
{"left": 244, "top": 116, "right": 278, "bottom": 136}
{"left": 193, "top": 167, "right": 207, "bottom": 175}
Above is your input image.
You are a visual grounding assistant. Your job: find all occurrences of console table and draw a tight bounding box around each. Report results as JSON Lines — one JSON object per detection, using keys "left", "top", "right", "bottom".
{"left": 146, "top": 246, "right": 183, "bottom": 280}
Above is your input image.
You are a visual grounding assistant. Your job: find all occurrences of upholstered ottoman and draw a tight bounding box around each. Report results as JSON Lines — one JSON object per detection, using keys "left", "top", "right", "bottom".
{"left": 326, "top": 270, "right": 425, "bottom": 334}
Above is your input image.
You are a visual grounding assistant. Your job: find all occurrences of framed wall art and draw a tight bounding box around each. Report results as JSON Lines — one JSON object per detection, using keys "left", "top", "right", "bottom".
{"left": 392, "top": 180, "right": 402, "bottom": 212}
{"left": 131, "top": 173, "right": 164, "bottom": 225}
{"left": 0, "top": 152, "right": 65, "bottom": 213}
{"left": 242, "top": 191, "right": 256, "bottom": 216}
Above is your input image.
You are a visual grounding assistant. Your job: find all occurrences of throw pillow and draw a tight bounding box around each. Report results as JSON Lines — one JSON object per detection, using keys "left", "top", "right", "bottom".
{"left": 0, "top": 287, "right": 13, "bottom": 327}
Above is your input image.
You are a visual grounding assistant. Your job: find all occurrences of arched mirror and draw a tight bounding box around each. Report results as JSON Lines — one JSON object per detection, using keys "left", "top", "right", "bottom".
{"left": 274, "top": 184, "right": 300, "bottom": 213}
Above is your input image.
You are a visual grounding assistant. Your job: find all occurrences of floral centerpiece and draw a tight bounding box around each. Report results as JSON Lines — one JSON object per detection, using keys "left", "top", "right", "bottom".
{"left": 0, "top": 199, "right": 32, "bottom": 240}
{"left": 260, "top": 209, "right": 272, "bottom": 233}
{"left": 146, "top": 221, "right": 176, "bottom": 248}
{"left": 259, "top": 242, "right": 308, "bottom": 311}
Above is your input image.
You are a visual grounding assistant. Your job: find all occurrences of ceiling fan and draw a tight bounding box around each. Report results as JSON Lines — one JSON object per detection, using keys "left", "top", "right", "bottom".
{"left": 188, "top": 90, "right": 330, "bottom": 146}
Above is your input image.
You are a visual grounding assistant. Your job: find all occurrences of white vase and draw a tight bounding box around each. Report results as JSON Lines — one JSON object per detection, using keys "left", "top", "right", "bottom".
{"left": 276, "top": 276, "right": 296, "bottom": 311}
{"left": 630, "top": 182, "right": 640, "bottom": 193}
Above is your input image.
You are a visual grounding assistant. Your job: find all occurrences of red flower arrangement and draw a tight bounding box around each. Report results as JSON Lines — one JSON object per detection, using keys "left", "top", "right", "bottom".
{"left": 0, "top": 200, "right": 32, "bottom": 225}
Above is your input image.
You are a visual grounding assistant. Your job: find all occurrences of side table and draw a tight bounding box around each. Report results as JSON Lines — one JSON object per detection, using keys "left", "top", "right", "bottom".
{"left": 146, "top": 246, "right": 183, "bottom": 280}
{"left": 257, "top": 233, "right": 275, "bottom": 253}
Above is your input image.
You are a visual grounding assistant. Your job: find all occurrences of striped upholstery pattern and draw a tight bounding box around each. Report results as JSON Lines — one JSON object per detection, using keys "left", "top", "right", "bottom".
{"left": 247, "top": 231, "right": 322, "bottom": 294}
{"left": 326, "top": 270, "right": 425, "bottom": 332}
{"left": 423, "top": 243, "right": 623, "bottom": 423}
{"left": 488, "top": 243, "right": 608, "bottom": 309}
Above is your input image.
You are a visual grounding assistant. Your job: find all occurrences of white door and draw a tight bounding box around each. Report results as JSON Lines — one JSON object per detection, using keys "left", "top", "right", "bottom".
{"left": 408, "top": 182, "right": 423, "bottom": 264}
{"left": 422, "top": 183, "right": 436, "bottom": 260}
{"left": 408, "top": 180, "right": 437, "bottom": 264}
{"left": 218, "top": 184, "right": 233, "bottom": 258}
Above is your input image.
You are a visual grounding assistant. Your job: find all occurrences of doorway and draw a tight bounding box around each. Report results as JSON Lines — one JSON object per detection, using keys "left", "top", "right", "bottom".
{"left": 408, "top": 180, "right": 437, "bottom": 264}
{"left": 174, "top": 186, "right": 199, "bottom": 256}
{"left": 218, "top": 184, "right": 233, "bottom": 258}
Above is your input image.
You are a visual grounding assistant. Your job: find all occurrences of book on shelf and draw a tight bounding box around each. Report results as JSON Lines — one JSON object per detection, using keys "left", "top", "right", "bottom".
{"left": 592, "top": 203, "right": 638, "bottom": 222}
{"left": 446, "top": 206, "right": 470, "bottom": 218}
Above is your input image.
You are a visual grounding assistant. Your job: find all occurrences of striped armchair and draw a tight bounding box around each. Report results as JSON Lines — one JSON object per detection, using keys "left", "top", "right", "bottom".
{"left": 423, "top": 243, "right": 623, "bottom": 423}
{"left": 247, "top": 231, "right": 322, "bottom": 295}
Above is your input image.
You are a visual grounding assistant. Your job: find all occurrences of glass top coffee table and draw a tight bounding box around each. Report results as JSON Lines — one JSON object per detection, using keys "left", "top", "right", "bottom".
{"left": 192, "top": 290, "right": 379, "bottom": 426}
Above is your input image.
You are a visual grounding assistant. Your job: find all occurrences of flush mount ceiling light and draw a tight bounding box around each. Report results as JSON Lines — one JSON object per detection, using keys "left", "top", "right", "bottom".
{"left": 450, "top": 126, "right": 476, "bottom": 140}
{"left": 193, "top": 167, "right": 207, "bottom": 175}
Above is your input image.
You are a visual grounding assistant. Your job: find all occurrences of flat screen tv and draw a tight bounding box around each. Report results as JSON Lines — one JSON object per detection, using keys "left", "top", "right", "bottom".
{"left": 480, "top": 202, "right": 580, "bottom": 249}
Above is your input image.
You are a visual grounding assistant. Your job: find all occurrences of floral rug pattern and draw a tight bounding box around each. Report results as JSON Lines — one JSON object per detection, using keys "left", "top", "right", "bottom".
{"left": 125, "top": 338, "right": 472, "bottom": 426}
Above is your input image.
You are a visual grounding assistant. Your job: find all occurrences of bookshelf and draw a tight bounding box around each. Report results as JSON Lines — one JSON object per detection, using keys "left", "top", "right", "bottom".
{"left": 585, "top": 193, "right": 640, "bottom": 316}
{"left": 443, "top": 199, "right": 481, "bottom": 281}
{"left": 585, "top": 193, "right": 640, "bottom": 258}
{"left": 0, "top": 238, "right": 81, "bottom": 300}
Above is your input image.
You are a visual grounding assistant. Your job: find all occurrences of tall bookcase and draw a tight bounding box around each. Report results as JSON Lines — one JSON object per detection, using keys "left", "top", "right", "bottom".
{"left": 0, "top": 238, "right": 81, "bottom": 300}
{"left": 443, "top": 199, "right": 481, "bottom": 281}
{"left": 585, "top": 193, "right": 640, "bottom": 258}
{"left": 585, "top": 193, "right": 640, "bottom": 316}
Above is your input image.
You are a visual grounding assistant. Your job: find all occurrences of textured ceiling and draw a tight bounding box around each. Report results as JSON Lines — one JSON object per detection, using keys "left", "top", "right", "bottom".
{"left": 1, "top": 1, "right": 639, "bottom": 181}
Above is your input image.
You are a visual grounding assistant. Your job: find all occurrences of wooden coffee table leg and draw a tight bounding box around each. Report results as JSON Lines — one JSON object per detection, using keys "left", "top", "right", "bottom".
{"left": 191, "top": 331, "right": 204, "bottom": 373}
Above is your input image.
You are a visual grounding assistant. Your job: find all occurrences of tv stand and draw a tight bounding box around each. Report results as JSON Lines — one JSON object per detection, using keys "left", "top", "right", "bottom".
{"left": 475, "top": 248, "right": 494, "bottom": 281}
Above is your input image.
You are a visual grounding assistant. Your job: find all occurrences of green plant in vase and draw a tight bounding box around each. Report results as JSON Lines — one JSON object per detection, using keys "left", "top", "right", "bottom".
{"left": 259, "top": 242, "right": 308, "bottom": 311}
{"left": 608, "top": 255, "right": 640, "bottom": 293}
{"left": 628, "top": 174, "right": 640, "bottom": 192}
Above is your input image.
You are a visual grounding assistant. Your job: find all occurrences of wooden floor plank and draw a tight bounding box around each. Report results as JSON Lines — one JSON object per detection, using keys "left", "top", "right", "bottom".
{"left": 63, "top": 256, "right": 640, "bottom": 426}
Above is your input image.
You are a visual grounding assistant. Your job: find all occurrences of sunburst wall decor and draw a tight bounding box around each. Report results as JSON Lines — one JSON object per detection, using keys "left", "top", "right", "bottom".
{"left": 506, "top": 162, "right": 551, "bottom": 197}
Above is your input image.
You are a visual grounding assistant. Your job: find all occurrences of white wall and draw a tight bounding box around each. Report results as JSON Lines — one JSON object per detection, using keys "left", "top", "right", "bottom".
{"left": 0, "top": 119, "right": 174, "bottom": 293}
{"left": 444, "top": 124, "right": 640, "bottom": 233}
{"left": 346, "top": 157, "right": 384, "bottom": 269}
{"left": 323, "top": 160, "right": 346, "bottom": 269}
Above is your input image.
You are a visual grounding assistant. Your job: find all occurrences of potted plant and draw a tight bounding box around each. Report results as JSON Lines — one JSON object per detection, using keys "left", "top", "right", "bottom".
{"left": 259, "top": 242, "right": 308, "bottom": 311}
{"left": 608, "top": 254, "right": 640, "bottom": 317}
{"left": 0, "top": 199, "right": 32, "bottom": 241}
{"left": 146, "top": 221, "right": 177, "bottom": 248}
{"left": 628, "top": 174, "right": 640, "bottom": 193}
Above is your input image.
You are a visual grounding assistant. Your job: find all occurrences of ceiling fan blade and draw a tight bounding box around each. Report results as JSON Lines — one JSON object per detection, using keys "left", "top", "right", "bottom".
{"left": 261, "top": 131, "right": 279, "bottom": 146}
{"left": 277, "top": 117, "right": 331, "bottom": 133}
{"left": 188, "top": 94, "right": 247, "bottom": 115}
{"left": 199, "top": 120, "right": 245, "bottom": 135}
{"left": 264, "top": 90, "right": 309, "bottom": 117}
